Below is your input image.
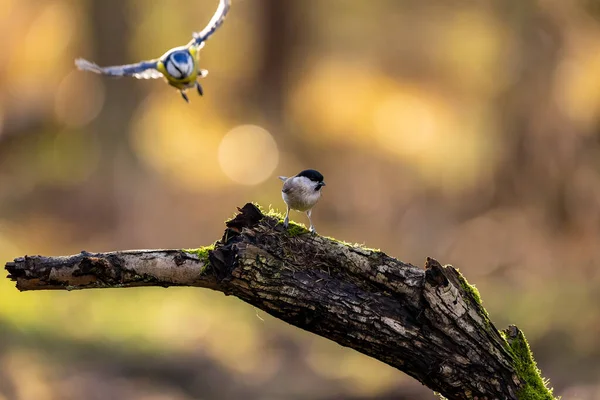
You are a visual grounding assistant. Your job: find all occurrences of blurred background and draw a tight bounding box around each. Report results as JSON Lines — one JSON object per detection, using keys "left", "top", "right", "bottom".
{"left": 1, "top": 0, "right": 600, "bottom": 398}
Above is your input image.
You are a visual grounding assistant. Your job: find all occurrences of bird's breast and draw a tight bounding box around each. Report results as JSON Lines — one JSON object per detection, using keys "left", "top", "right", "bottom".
{"left": 282, "top": 188, "right": 321, "bottom": 212}
{"left": 157, "top": 47, "right": 201, "bottom": 88}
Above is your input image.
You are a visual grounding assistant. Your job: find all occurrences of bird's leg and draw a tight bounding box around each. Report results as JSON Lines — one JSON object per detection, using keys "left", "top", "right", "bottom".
{"left": 283, "top": 205, "right": 290, "bottom": 229}
{"left": 180, "top": 91, "right": 189, "bottom": 103}
{"left": 306, "top": 209, "right": 316, "bottom": 234}
{"left": 196, "top": 81, "right": 204, "bottom": 96}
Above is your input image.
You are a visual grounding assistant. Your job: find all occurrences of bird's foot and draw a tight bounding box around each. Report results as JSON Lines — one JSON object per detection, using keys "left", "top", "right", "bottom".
{"left": 196, "top": 82, "right": 204, "bottom": 96}
{"left": 283, "top": 217, "right": 289, "bottom": 229}
{"left": 180, "top": 91, "right": 189, "bottom": 103}
{"left": 309, "top": 226, "right": 317, "bottom": 234}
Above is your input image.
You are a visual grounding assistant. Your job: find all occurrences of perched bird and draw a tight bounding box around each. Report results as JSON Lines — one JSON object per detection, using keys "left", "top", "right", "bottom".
{"left": 279, "top": 169, "right": 326, "bottom": 234}
{"left": 74, "top": 0, "right": 231, "bottom": 103}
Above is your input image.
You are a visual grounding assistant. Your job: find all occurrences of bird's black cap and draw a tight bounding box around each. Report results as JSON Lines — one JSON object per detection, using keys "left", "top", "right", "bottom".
{"left": 296, "top": 169, "right": 324, "bottom": 183}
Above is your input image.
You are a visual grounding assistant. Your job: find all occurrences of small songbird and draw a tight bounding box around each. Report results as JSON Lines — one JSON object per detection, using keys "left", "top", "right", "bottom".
{"left": 74, "top": 0, "right": 231, "bottom": 103}
{"left": 279, "top": 169, "right": 326, "bottom": 234}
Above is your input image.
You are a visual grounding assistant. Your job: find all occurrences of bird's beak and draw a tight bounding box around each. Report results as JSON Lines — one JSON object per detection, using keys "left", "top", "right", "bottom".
{"left": 320, "top": 182, "right": 326, "bottom": 187}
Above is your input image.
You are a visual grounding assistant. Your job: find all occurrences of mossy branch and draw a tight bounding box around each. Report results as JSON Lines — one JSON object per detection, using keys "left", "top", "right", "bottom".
{"left": 4, "top": 203, "right": 557, "bottom": 400}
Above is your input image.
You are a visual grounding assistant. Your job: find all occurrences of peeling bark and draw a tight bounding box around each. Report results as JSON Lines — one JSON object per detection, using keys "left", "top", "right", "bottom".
{"left": 4, "top": 203, "right": 555, "bottom": 400}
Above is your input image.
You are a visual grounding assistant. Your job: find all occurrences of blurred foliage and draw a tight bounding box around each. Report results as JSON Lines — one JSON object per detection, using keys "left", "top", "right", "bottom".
{"left": 2, "top": 0, "right": 600, "bottom": 399}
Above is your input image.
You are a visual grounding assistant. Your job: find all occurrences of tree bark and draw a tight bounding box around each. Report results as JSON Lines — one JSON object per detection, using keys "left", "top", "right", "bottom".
{"left": 4, "top": 203, "right": 555, "bottom": 400}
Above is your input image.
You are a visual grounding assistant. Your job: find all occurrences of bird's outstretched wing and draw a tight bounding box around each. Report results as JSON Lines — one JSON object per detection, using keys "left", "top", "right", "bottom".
{"left": 188, "top": 0, "right": 231, "bottom": 47}
{"left": 75, "top": 58, "right": 162, "bottom": 79}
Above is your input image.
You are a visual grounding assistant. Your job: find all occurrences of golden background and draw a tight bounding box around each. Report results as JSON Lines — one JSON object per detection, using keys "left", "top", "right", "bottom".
{"left": 1, "top": 0, "right": 600, "bottom": 398}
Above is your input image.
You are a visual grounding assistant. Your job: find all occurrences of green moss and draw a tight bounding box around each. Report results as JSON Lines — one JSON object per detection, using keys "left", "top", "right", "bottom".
{"left": 325, "top": 236, "right": 352, "bottom": 246}
{"left": 224, "top": 210, "right": 240, "bottom": 224}
{"left": 456, "top": 272, "right": 490, "bottom": 319}
{"left": 286, "top": 222, "right": 309, "bottom": 236}
{"left": 262, "top": 206, "right": 283, "bottom": 220}
{"left": 253, "top": 202, "right": 268, "bottom": 213}
{"left": 503, "top": 328, "right": 557, "bottom": 400}
{"left": 260, "top": 205, "right": 310, "bottom": 237}
{"left": 323, "top": 235, "right": 381, "bottom": 253}
{"left": 182, "top": 245, "right": 214, "bottom": 264}
{"left": 457, "top": 270, "right": 556, "bottom": 399}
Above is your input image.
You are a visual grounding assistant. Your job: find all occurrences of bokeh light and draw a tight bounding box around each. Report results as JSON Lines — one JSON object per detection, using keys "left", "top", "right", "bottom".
{"left": 131, "top": 92, "right": 229, "bottom": 189}
{"left": 289, "top": 60, "right": 389, "bottom": 146}
{"left": 373, "top": 91, "right": 446, "bottom": 159}
{"left": 556, "top": 49, "right": 600, "bottom": 128}
{"left": 217, "top": 124, "right": 279, "bottom": 185}
{"left": 2, "top": 0, "right": 600, "bottom": 398}
{"left": 54, "top": 71, "right": 105, "bottom": 128}
{"left": 6, "top": 2, "right": 78, "bottom": 105}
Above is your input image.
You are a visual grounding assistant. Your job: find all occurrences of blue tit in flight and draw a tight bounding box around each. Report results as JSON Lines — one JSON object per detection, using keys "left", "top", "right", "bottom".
{"left": 75, "top": 0, "right": 231, "bottom": 103}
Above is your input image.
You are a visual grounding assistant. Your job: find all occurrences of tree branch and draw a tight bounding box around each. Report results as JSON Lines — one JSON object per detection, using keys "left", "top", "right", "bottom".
{"left": 4, "top": 203, "right": 556, "bottom": 400}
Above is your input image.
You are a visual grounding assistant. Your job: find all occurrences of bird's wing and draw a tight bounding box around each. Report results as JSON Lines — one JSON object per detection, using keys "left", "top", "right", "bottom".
{"left": 281, "top": 178, "right": 294, "bottom": 194}
{"left": 75, "top": 58, "right": 162, "bottom": 79}
{"left": 188, "top": 0, "right": 231, "bottom": 46}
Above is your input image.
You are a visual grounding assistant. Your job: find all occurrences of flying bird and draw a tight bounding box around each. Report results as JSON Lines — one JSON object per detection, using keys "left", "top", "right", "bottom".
{"left": 74, "top": 0, "right": 231, "bottom": 103}
{"left": 279, "top": 169, "right": 326, "bottom": 234}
